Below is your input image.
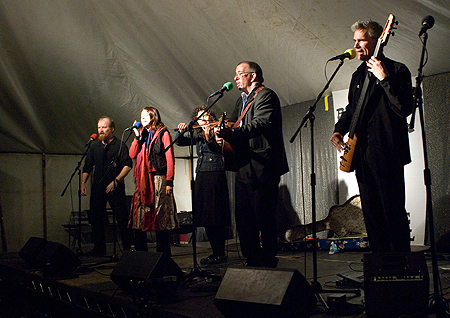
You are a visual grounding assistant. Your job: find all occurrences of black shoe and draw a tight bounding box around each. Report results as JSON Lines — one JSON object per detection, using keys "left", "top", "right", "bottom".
{"left": 245, "top": 257, "right": 278, "bottom": 268}
{"left": 262, "top": 257, "right": 279, "bottom": 268}
{"left": 85, "top": 248, "right": 106, "bottom": 256}
{"left": 244, "top": 256, "right": 262, "bottom": 267}
{"left": 200, "top": 254, "right": 227, "bottom": 265}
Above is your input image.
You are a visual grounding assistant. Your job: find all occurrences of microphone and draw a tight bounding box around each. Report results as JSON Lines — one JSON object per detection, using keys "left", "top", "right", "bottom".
{"left": 84, "top": 133, "right": 98, "bottom": 147}
{"left": 124, "top": 122, "right": 142, "bottom": 132}
{"left": 419, "top": 15, "right": 435, "bottom": 36}
{"left": 210, "top": 82, "right": 233, "bottom": 97}
{"left": 328, "top": 49, "right": 356, "bottom": 61}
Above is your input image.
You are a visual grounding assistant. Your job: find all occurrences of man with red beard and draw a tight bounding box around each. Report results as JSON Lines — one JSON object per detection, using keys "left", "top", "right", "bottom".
{"left": 81, "top": 116, "right": 134, "bottom": 255}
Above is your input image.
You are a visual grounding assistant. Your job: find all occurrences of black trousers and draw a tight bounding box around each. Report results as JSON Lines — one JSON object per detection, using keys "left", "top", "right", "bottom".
{"left": 204, "top": 225, "right": 227, "bottom": 257}
{"left": 89, "top": 185, "right": 134, "bottom": 252}
{"left": 356, "top": 161, "right": 411, "bottom": 253}
{"left": 235, "top": 176, "right": 280, "bottom": 267}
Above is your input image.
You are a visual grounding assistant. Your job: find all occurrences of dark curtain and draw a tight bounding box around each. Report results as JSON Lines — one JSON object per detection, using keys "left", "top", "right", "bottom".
{"left": 423, "top": 72, "right": 450, "bottom": 251}
{"left": 277, "top": 96, "right": 338, "bottom": 240}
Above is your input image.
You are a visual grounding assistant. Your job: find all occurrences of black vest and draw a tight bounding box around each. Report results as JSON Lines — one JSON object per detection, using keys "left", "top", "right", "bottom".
{"left": 149, "top": 127, "right": 168, "bottom": 175}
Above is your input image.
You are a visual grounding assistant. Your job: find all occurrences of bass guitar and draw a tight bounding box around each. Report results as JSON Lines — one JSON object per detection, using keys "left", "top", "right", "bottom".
{"left": 339, "top": 14, "right": 397, "bottom": 172}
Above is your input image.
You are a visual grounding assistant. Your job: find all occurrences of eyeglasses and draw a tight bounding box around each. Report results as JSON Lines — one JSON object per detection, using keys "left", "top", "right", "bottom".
{"left": 234, "top": 72, "right": 253, "bottom": 78}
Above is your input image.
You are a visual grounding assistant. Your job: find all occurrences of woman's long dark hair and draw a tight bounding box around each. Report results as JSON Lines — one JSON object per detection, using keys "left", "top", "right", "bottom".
{"left": 143, "top": 106, "right": 165, "bottom": 130}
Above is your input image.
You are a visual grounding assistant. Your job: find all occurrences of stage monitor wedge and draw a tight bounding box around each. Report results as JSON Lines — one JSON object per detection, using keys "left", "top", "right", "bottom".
{"left": 19, "top": 237, "right": 80, "bottom": 277}
{"left": 110, "top": 251, "right": 184, "bottom": 297}
{"left": 214, "top": 267, "right": 316, "bottom": 318}
{"left": 19, "top": 237, "right": 47, "bottom": 268}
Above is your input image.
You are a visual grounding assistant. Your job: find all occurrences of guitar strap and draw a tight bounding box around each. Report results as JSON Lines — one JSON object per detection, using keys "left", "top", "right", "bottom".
{"left": 232, "top": 85, "right": 265, "bottom": 128}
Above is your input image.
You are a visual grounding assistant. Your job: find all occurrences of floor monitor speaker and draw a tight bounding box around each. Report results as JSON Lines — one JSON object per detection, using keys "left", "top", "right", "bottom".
{"left": 19, "top": 237, "right": 80, "bottom": 276}
{"left": 214, "top": 267, "right": 316, "bottom": 318}
{"left": 44, "top": 240, "right": 81, "bottom": 276}
{"left": 110, "top": 251, "right": 184, "bottom": 297}
{"left": 19, "top": 237, "right": 47, "bottom": 268}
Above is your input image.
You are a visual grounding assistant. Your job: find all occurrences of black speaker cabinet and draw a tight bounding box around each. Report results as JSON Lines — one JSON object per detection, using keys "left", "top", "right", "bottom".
{"left": 19, "top": 237, "right": 81, "bottom": 276}
{"left": 44, "top": 241, "right": 81, "bottom": 276}
{"left": 214, "top": 267, "right": 316, "bottom": 318}
{"left": 19, "top": 237, "right": 47, "bottom": 268}
{"left": 363, "top": 251, "right": 429, "bottom": 317}
{"left": 110, "top": 251, "right": 184, "bottom": 297}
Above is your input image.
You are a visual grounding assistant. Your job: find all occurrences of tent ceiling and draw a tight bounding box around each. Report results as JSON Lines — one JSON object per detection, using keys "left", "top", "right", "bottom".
{"left": 0, "top": 0, "right": 449, "bottom": 155}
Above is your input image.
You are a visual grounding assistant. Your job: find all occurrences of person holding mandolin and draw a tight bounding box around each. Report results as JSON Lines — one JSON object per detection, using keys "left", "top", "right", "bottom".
{"left": 175, "top": 106, "right": 231, "bottom": 265}
{"left": 218, "top": 61, "right": 289, "bottom": 268}
{"left": 330, "top": 19, "right": 413, "bottom": 253}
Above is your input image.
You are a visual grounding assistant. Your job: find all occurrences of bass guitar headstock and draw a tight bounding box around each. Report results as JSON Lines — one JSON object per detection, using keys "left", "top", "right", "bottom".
{"left": 380, "top": 14, "right": 397, "bottom": 46}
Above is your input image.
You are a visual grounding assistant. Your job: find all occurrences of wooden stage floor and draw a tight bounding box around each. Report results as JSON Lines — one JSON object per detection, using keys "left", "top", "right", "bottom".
{"left": 0, "top": 240, "right": 449, "bottom": 318}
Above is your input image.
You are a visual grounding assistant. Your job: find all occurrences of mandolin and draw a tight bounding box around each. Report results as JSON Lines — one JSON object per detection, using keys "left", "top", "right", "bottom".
{"left": 285, "top": 195, "right": 366, "bottom": 242}
{"left": 217, "top": 113, "right": 239, "bottom": 171}
{"left": 339, "top": 14, "right": 397, "bottom": 172}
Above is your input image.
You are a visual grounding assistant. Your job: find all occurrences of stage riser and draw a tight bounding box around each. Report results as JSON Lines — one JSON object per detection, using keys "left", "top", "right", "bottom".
{"left": 0, "top": 264, "right": 152, "bottom": 318}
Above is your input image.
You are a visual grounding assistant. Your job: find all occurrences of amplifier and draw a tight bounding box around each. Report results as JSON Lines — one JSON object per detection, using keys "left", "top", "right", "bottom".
{"left": 363, "top": 251, "right": 429, "bottom": 317}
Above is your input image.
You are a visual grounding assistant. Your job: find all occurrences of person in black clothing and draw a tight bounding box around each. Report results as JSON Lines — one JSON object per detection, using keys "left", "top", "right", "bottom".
{"left": 218, "top": 61, "right": 289, "bottom": 268}
{"left": 175, "top": 106, "right": 231, "bottom": 265}
{"left": 81, "top": 116, "right": 134, "bottom": 255}
{"left": 330, "top": 20, "right": 413, "bottom": 253}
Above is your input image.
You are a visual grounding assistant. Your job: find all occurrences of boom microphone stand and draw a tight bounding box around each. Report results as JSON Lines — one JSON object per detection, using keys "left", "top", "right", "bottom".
{"left": 167, "top": 92, "right": 226, "bottom": 281}
{"left": 409, "top": 17, "right": 448, "bottom": 318}
{"left": 290, "top": 58, "right": 360, "bottom": 311}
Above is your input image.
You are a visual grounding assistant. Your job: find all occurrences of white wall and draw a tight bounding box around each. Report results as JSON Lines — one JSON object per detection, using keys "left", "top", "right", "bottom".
{"left": 332, "top": 89, "right": 426, "bottom": 245}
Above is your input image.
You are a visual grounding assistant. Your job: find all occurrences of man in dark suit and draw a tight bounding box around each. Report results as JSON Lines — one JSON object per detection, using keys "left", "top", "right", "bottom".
{"left": 219, "top": 61, "right": 289, "bottom": 267}
{"left": 330, "top": 20, "right": 413, "bottom": 253}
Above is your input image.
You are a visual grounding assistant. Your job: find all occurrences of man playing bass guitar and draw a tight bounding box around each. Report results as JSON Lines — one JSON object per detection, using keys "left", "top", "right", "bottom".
{"left": 330, "top": 18, "right": 413, "bottom": 253}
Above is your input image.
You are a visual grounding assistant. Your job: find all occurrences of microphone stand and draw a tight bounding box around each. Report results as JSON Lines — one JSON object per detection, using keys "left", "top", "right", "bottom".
{"left": 411, "top": 30, "right": 447, "bottom": 318}
{"left": 167, "top": 93, "right": 225, "bottom": 281}
{"left": 61, "top": 139, "right": 95, "bottom": 255}
{"left": 290, "top": 59, "right": 360, "bottom": 312}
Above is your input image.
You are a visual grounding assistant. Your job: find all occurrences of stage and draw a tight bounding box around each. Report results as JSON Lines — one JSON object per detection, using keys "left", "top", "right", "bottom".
{"left": 0, "top": 239, "right": 448, "bottom": 318}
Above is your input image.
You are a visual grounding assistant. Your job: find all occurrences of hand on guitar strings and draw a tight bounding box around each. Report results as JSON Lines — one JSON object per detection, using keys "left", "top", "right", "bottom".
{"left": 366, "top": 56, "right": 389, "bottom": 81}
{"left": 330, "top": 132, "right": 345, "bottom": 152}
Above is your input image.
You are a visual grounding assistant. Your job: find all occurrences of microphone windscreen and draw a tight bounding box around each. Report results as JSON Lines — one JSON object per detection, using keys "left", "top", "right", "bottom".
{"left": 422, "top": 15, "right": 435, "bottom": 28}
{"left": 135, "top": 122, "right": 142, "bottom": 129}
{"left": 345, "top": 48, "right": 356, "bottom": 60}
{"left": 223, "top": 82, "right": 233, "bottom": 91}
{"left": 90, "top": 133, "right": 98, "bottom": 140}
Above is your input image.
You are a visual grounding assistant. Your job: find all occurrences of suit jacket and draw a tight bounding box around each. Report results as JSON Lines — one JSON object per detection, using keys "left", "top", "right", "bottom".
{"left": 229, "top": 86, "right": 289, "bottom": 184}
{"left": 334, "top": 56, "right": 413, "bottom": 175}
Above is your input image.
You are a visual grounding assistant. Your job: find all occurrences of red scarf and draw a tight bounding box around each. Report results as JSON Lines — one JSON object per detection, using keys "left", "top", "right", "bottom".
{"left": 140, "top": 127, "right": 164, "bottom": 231}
